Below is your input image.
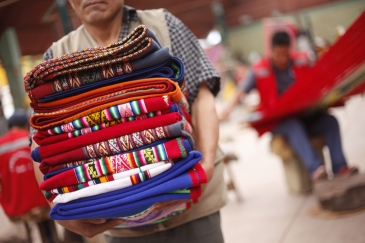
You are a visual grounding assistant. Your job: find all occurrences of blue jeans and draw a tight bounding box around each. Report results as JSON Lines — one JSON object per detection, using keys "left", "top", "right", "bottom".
{"left": 272, "top": 113, "right": 347, "bottom": 175}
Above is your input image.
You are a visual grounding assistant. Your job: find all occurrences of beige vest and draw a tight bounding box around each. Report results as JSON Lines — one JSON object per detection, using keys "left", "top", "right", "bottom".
{"left": 51, "top": 9, "right": 226, "bottom": 238}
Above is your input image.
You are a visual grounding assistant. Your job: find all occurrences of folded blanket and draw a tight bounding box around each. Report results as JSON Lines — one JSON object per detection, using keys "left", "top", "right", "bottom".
{"left": 34, "top": 109, "right": 167, "bottom": 146}
{"left": 34, "top": 104, "right": 181, "bottom": 146}
{"left": 25, "top": 25, "right": 168, "bottom": 91}
{"left": 46, "top": 162, "right": 168, "bottom": 198}
{"left": 42, "top": 138, "right": 170, "bottom": 177}
{"left": 30, "top": 78, "right": 188, "bottom": 129}
{"left": 51, "top": 162, "right": 174, "bottom": 203}
{"left": 33, "top": 78, "right": 176, "bottom": 112}
{"left": 32, "top": 112, "right": 183, "bottom": 162}
{"left": 50, "top": 151, "right": 205, "bottom": 220}
{"left": 36, "top": 57, "right": 185, "bottom": 103}
{"left": 38, "top": 119, "right": 193, "bottom": 174}
{"left": 44, "top": 121, "right": 192, "bottom": 173}
{"left": 40, "top": 138, "right": 191, "bottom": 191}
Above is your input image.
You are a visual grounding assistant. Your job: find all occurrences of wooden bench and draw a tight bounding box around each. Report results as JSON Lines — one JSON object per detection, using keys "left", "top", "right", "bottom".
{"left": 271, "top": 135, "right": 326, "bottom": 193}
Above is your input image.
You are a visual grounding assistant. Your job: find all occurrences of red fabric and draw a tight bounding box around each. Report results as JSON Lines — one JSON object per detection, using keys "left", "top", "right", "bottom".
{"left": 0, "top": 130, "right": 48, "bottom": 217}
{"left": 37, "top": 112, "right": 182, "bottom": 160}
{"left": 252, "top": 52, "right": 311, "bottom": 135}
{"left": 194, "top": 163, "right": 208, "bottom": 184}
{"left": 29, "top": 83, "right": 54, "bottom": 103}
{"left": 34, "top": 108, "right": 172, "bottom": 146}
{"left": 39, "top": 138, "right": 187, "bottom": 190}
{"left": 188, "top": 169, "right": 199, "bottom": 187}
{"left": 34, "top": 95, "right": 173, "bottom": 141}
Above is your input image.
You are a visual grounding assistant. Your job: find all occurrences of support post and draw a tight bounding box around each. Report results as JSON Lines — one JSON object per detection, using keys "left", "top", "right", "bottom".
{"left": 55, "top": 0, "right": 72, "bottom": 35}
{"left": 0, "top": 27, "right": 26, "bottom": 109}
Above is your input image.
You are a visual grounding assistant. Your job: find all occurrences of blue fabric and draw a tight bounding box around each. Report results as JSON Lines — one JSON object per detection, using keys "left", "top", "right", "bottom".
{"left": 50, "top": 151, "right": 202, "bottom": 220}
{"left": 39, "top": 57, "right": 185, "bottom": 103}
{"left": 272, "top": 113, "right": 347, "bottom": 175}
{"left": 32, "top": 147, "right": 41, "bottom": 162}
{"left": 53, "top": 192, "right": 190, "bottom": 220}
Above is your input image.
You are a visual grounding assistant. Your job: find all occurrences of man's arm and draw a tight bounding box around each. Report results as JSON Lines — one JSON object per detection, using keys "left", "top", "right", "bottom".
{"left": 151, "top": 83, "right": 218, "bottom": 212}
{"left": 191, "top": 83, "right": 219, "bottom": 182}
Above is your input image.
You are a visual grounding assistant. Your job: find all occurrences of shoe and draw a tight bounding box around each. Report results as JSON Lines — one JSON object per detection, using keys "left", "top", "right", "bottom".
{"left": 336, "top": 166, "right": 359, "bottom": 177}
{"left": 312, "top": 165, "right": 328, "bottom": 182}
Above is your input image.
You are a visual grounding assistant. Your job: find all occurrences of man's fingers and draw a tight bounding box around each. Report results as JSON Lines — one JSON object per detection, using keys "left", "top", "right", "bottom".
{"left": 153, "top": 200, "right": 188, "bottom": 213}
{"left": 86, "top": 219, "right": 124, "bottom": 238}
{"left": 154, "top": 201, "right": 179, "bottom": 210}
{"left": 83, "top": 219, "right": 107, "bottom": 224}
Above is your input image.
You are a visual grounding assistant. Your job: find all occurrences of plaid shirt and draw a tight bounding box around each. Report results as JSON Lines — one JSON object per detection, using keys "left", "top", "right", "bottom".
{"left": 42, "top": 6, "right": 220, "bottom": 104}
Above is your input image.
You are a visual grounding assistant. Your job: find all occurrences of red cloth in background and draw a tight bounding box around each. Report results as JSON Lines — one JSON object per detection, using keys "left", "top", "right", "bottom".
{"left": 0, "top": 130, "right": 48, "bottom": 217}
{"left": 250, "top": 12, "right": 365, "bottom": 135}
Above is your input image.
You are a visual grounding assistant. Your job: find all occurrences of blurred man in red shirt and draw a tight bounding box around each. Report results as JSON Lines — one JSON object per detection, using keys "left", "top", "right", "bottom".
{"left": 0, "top": 110, "right": 48, "bottom": 217}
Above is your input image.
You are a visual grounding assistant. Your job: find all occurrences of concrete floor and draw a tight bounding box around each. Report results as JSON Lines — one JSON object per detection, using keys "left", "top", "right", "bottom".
{"left": 1, "top": 95, "right": 365, "bottom": 243}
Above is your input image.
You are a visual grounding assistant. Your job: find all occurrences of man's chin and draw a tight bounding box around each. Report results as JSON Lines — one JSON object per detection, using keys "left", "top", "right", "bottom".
{"left": 85, "top": 12, "right": 108, "bottom": 24}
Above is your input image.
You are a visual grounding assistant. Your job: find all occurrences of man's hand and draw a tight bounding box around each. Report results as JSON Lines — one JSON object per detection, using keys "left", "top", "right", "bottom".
{"left": 200, "top": 158, "right": 214, "bottom": 191}
{"left": 218, "top": 109, "right": 230, "bottom": 121}
{"left": 56, "top": 219, "right": 124, "bottom": 238}
{"left": 219, "top": 89, "right": 246, "bottom": 121}
{"left": 152, "top": 200, "right": 189, "bottom": 213}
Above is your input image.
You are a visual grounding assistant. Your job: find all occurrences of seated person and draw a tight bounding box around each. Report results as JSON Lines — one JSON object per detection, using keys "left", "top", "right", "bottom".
{"left": 220, "top": 31, "right": 358, "bottom": 181}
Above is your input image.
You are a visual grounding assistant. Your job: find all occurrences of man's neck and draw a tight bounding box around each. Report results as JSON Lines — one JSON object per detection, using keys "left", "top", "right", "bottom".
{"left": 83, "top": 8, "right": 124, "bottom": 47}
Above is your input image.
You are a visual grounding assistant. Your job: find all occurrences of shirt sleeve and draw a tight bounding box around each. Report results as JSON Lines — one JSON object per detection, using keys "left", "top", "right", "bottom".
{"left": 164, "top": 11, "right": 220, "bottom": 104}
{"left": 238, "top": 69, "right": 256, "bottom": 94}
{"left": 43, "top": 46, "right": 54, "bottom": 61}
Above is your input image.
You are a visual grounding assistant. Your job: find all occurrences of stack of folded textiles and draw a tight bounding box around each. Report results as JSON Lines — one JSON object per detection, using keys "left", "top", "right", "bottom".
{"left": 24, "top": 25, "right": 207, "bottom": 228}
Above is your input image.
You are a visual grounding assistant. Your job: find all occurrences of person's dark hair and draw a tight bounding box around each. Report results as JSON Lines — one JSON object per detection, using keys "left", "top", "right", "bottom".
{"left": 7, "top": 109, "right": 29, "bottom": 129}
{"left": 271, "top": 31, "right": 290, "bottom": 47}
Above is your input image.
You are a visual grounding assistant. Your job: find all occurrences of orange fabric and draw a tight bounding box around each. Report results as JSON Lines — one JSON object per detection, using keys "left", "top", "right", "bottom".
{"left": 30, "top": 78, "right": 185, "bottom": 130}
